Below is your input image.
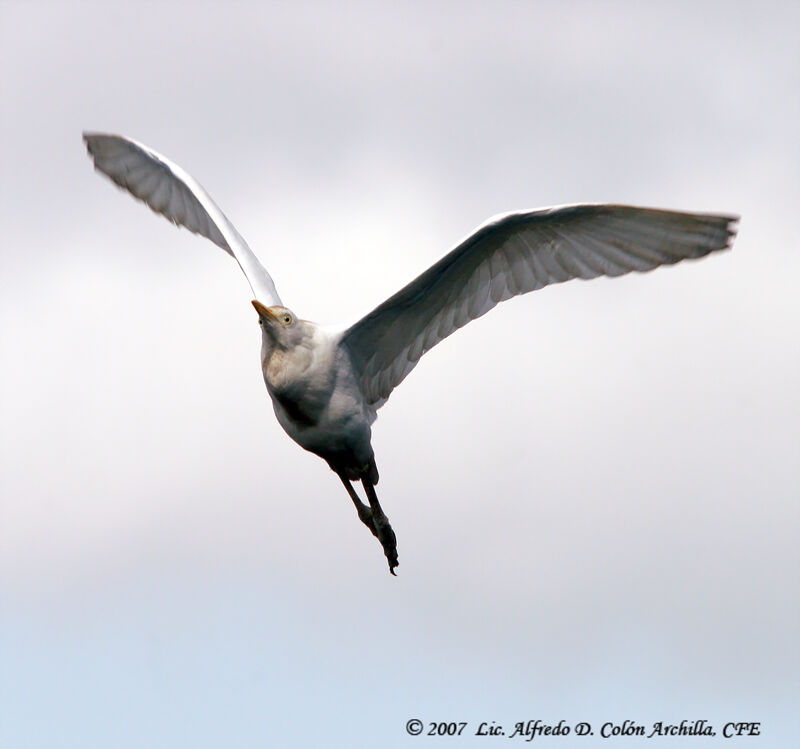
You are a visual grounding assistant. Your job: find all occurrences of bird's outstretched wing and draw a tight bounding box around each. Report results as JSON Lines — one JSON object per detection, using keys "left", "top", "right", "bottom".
{"left": 341, "top": 204, "right": 737, "bottom": 410}
{"left": 83, "top": 132, "right": 282, "bottom": 305}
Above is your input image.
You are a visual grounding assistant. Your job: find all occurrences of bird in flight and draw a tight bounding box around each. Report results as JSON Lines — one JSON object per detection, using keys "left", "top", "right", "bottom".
{"left": 83, "top": 132, "right": 737, "bottom": 575}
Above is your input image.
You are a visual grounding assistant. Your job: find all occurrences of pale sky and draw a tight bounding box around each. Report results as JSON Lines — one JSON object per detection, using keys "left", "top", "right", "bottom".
{"left": 1, "top": 1, "right": 798, "bottom": 747}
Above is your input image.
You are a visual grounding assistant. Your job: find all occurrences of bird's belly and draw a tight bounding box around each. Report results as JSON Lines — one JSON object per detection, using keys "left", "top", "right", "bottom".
{"left": 270, "top": 380, "right": 375, "bottom": 474}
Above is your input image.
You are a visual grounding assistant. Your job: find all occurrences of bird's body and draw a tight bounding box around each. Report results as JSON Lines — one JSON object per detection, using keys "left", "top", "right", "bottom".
{"left": 260, "top": 317, "right": 376, "bottom": 482}
{"left": 83, "top": 132, "right": 737, "bottom": 574}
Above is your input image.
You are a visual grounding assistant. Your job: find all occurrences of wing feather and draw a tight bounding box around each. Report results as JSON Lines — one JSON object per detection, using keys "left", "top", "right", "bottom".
{"left": 83, "top": 132, "right": 282, "bottom": 305}
{"left": 341, "top": 204, "right": 737, "bottom": 410}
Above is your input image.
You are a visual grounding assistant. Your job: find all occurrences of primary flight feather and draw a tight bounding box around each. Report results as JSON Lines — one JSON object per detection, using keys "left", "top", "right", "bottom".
{"left": 83, "top": 132, "right": 737, "bottom": 574}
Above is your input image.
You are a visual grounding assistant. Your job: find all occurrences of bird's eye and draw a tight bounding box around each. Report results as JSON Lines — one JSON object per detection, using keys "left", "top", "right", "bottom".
{"left": 283, "top": 314, "right": 292, "bottom": 325}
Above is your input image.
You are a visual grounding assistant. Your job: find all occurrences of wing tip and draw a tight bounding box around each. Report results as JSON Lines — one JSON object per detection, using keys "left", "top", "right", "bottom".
{"left": 82, "top": 132, "right": 132, "bottom": 177}
{"left": 82, "top": 130, "right": 99, "bottom": 160}
{"left": 83, "top": 132, "right": 149, "bottom": 166}
{"left": 723, "top": 214, "right": 740, "bottom": 251}
{"left": 698, "top": 211, "right": 739, "bottom": 255}
{"left": 82, "top": 130, "right": 117, "bottom": 154}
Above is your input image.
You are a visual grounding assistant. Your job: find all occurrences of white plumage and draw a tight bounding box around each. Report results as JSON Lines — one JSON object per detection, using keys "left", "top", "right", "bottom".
{"left": 84, "top": 132, "right": 737, "bottom": 574}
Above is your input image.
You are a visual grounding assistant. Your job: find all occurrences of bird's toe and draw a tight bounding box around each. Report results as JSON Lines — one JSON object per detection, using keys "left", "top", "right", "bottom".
{"left": 374, "top": 519, "right": 399, "bottom": 574}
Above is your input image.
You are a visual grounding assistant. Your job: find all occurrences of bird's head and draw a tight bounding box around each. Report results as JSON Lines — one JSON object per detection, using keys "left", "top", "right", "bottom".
{"left": 252, "top": 300, "right": 308, "bottom": 350}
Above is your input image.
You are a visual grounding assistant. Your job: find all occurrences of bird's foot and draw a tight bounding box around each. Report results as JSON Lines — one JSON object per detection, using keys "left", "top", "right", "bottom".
{"left": 339, "top": 473, "right": 399, "bottom": 574}
{"left": 372, "top": 511, "right": 399, "bottom": 575}
{"left": 361, "top": 478, "right": 399, "bottom": 575}
{"left": 356, "top": 504, "right": 398, "bottom": 574}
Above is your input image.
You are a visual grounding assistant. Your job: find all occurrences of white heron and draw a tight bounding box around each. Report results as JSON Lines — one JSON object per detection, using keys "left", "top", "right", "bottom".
{"left": 83, "top": 132, "right": 737, "bottom": 574}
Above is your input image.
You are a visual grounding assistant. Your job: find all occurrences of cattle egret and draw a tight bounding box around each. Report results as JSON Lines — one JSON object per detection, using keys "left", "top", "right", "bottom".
{"left": 83, "top": 132, "right": 737, "bottom": 574}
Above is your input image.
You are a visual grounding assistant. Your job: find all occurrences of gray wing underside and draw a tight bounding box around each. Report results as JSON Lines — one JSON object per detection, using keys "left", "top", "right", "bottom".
{"left": 83, "top": 132, "right": 282, "bottom": 306}
{"left": 341, "top": 204, "right": 737, "bottom": 410}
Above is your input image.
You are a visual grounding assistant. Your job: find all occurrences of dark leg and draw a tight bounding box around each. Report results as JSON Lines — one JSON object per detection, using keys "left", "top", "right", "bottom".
{"left": 362, "top": 479, "right": 399, "bottom": 575}
{"left": 337, "top": 472, "right": 377, "bottom": 535}
{"left": 337, "top": 473, "right": 399, "bottom": 575}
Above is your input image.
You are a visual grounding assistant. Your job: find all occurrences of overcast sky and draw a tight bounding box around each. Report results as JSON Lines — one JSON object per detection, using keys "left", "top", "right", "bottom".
{"left": 1, "top": 1, "right": 798, "bottom": 747}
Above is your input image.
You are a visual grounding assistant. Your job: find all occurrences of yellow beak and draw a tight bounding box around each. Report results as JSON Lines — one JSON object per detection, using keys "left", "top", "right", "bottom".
{"left": 252, "top": 300, "right": 277, "bottom": 319}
